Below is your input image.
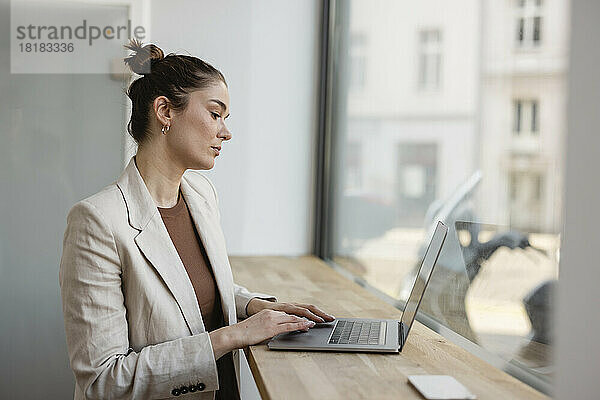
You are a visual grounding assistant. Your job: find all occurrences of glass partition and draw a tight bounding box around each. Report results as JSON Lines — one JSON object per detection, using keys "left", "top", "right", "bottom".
{"left": 0, "top": 2, "right": 131, "bottom": 397}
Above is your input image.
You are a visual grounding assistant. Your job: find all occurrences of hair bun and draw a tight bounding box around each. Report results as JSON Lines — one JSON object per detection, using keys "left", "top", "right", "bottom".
{"left": 123, "top": 39, "right": 164, "bottom": 75}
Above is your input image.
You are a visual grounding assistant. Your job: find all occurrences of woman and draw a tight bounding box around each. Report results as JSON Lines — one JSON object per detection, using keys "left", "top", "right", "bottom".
{"left": 59, "top": 39, "right": 334, "bottom": 400}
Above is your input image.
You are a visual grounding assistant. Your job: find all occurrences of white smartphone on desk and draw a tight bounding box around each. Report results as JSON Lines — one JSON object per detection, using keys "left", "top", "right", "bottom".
{"left": 408, "top": 375, "right": 477, "bottom": 400}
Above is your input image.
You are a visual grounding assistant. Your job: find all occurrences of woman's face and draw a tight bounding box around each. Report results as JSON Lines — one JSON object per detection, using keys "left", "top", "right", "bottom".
{"left": 167, "top": 81, "right": 231, "bottom": 170}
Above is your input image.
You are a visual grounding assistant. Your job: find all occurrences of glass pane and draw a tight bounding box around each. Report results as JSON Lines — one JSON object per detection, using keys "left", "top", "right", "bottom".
{"left": 328, "top": 0, "right": 568, "bottom": 389}
{"left": 0, "top": 2, "right": 128, "bottom": 397}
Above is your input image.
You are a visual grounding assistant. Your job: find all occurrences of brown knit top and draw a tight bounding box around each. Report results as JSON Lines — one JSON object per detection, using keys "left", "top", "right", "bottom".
{"left": 158, "top": 191, "right": 239, "bottom": 400}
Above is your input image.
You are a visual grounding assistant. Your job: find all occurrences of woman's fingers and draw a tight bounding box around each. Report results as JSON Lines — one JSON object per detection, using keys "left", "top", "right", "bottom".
{"left": 276, "top": 303, "right": 335, "bottom": 323}
{"left": 269, "top": 311, "right": 305, "bottom": 325}
{"left": 240, "top": 311, "right": 312, "bottom": 345}
{"left": 276, "top": 320, "right": 315, "bottom": 335}
{"left": 274, "top": 313, "right": 315, "bottom": 332}
{"left": 262, "top": 302, "right": 335, "bottom": 324}
{"left": 283, "top": 305, "right": 325, "bottom": 323}
{"left": 295, "top": 303, "right": 335, "bottom": 321}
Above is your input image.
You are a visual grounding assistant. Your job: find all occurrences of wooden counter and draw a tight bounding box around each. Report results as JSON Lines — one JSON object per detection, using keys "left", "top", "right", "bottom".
{"left": 230, "top": 256, "right": 548, "bottom": 400}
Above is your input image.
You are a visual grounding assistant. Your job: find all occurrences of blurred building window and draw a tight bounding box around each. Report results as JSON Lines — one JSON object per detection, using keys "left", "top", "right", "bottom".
{"left": 531, "top": 100, "right": 538, "bottom": 132}
{"left": 349, "top": 32, "right": 367, "bottom": 90}
{"left": 397, "top": 143, "right": 437, "bottom": 227}
{"left": 418, "top": 29, "right": 442, "bottom": 90}
{"left": 516, "top": 0, "right": 543, "bottom": 47}
{"left": 509, "top": 171, "right": 544, "bottom": 231}
{"left": 513, "top": 99, "right": 539, "bottom": 136}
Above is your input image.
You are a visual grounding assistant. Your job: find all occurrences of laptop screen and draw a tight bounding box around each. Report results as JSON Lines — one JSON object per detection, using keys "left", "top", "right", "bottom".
{"left": 400, "top": 221, "right": 448, "bottom": 337}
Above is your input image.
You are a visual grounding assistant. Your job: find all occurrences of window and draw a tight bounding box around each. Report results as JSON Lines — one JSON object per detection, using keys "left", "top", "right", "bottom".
{"left": 531, "top": 100, "right": 538, "bottom": 132}
{"left": 514, "top": 100, "right": 522, "bottom": 132}
{"left": 324, "top": 0, "right": 567, "bottom": 392}
{"left": 513, "top": 99, "right": 539, "bottom": 136}
{"left": 516, "top": 0, "right": 543, "bottom": 47}
{"left": 509, "top": 171, "right": 545, "bottom": 231}
{"left": 397, "top": 143, "right": 437, "bottom": 227}
{"left": 418, "top": 29, "right": 442, "bottom": 90}
{"left": 349, "top": 32, "right": 367, "bottom": 91}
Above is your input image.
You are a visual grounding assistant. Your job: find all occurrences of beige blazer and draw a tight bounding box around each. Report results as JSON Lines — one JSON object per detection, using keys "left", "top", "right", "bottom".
{"left": 59, "top": 158, "right": 274, "bottom": 400}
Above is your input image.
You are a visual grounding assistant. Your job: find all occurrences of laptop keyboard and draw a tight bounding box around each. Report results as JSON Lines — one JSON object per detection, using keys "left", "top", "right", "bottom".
{"left": 328, "top": 320, "right": 382, "bottom": 345}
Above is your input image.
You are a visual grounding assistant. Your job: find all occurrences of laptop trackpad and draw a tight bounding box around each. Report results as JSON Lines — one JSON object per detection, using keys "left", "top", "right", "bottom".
{"left": 270, "top": 321, "right": 335, "bottom": 347}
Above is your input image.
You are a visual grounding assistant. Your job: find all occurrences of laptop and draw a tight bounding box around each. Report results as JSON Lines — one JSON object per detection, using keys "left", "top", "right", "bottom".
{"left": 268, "top": 221, "right": 448, "bottom": 353}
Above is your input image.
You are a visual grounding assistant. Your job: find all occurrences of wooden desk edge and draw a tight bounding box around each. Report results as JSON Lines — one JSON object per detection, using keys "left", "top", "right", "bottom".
{"left": 233, "top": 256, "right": 549, "bottom": 400}
{"left": 244, "top": 347, "right": 273, "bottom": 400}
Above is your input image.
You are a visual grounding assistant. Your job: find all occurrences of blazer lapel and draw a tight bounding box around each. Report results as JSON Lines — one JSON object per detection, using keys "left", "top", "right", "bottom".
{"left": 134, "top": 217, "right": 205, "bottom": 335}
{"left": 117, "top": 158, "right": 204, "bottom": 335}
{"left": 181, "top": 177, "right": 236, "bottom": 327}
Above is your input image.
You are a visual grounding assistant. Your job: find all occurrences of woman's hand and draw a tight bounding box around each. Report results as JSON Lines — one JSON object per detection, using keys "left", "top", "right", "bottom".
{"left": 247, "top": 298, "right": 335, "bottom": 324}
{"left": 209, "top": 309, "right": 315, "bottom": 359}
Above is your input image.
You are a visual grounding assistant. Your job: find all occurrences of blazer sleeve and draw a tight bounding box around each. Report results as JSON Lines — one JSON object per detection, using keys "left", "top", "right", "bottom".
{"left": 59, "top": 200, "right": 219, "bottom": 399}
{"left": 233, "top": 284, "right": 276, "bottom": 319}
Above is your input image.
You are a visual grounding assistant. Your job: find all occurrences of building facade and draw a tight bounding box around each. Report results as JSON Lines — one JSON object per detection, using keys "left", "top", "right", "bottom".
{"left": 478, "top": 0, "right": 569, "bottom": 233}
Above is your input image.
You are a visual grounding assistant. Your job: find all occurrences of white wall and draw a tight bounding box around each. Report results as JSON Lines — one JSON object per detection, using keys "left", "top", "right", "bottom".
{"left": 149, "top": 0, "right": 320, "bottom": 255}
{"left": 556, "top": 1, "right": 600, "bottom": 398}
